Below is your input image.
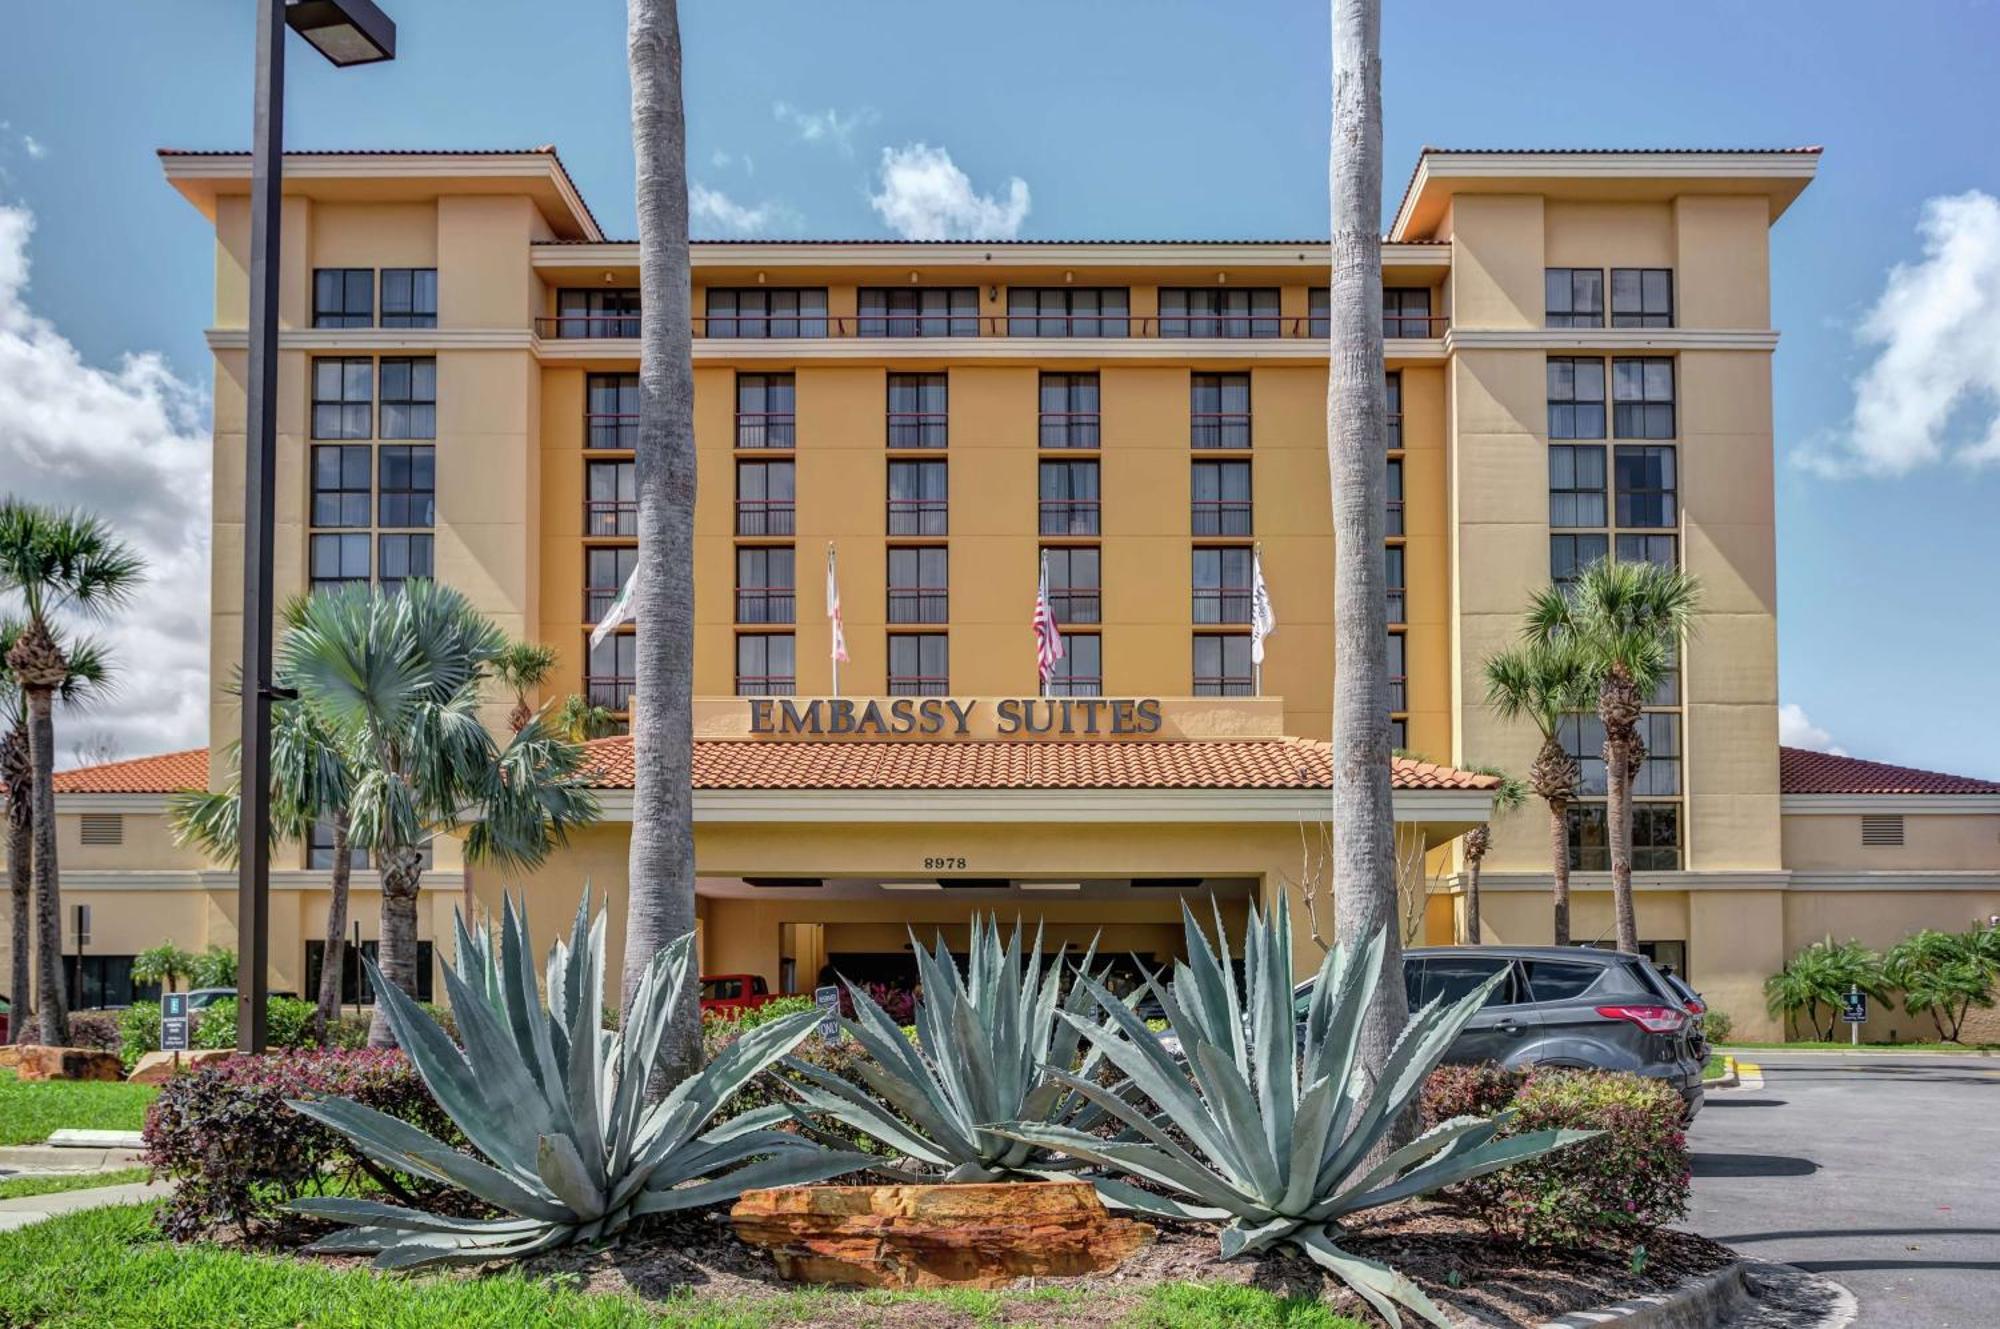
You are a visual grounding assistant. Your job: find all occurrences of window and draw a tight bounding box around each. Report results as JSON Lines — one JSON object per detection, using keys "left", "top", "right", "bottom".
{"left": 1385, "top": 546, "right": 1405, "bottom": 624}
{"left": 377, "top": 445, "right": 435, "bottom": 528}
{"left": 859, "top": 287, "right": 977, "bottom": 337}
{"left": 1039, "top": 373, "right": 1100, "bottom": 447}
{"left": 1159, "top": 287, "right": 1280, "bottom": 338}
{"left": 1614, "top": 445, "right": 1678, "bottom": 527}
{"left": 1193, "top": 633, "right": 1253, "bottom": 695}
{"left": 1649, "top": 644, "right": 1681, "bottom": 707}
{"left": 1309, "top": 286, "right": 1329, "bottom": 338}
{"left": 377, "top": 533, "right": 433, "bottom": 591}
{"left": 1415, "top": 955, "right": 1523, "bottom": 1007}
{"left": 1382, "top": 287, "right": 1434, "bottom": 338}
{"left": 587, "top": 373, "right": 639, "bottom": 450}
{"left": 736, "top": 547, "right": 796, "bottom": 625}
{"left": 377, "top": 359, "right": 436, "bottom": 440}
{"left": 586, "top": 459, "right": 637, "bottom": 536}
{"left": 1191, "top": 460, "right": 1252, "bottom": 536}
{"left": 587, "top": 632, "right": 637, "bottom": 710}
{"left": 1559, "top": 712, "right": 1609, "bottom": 797}
{"left": 1388, "top": 631, "right": 1406, "bottom": 713}
{"left": 1039, "top": 460, "right": 1100, "bottom": 536}
{"left": 705, "top": 287, "right": 827, "bottom": 338}
{"left": 1611, "top": 269, "right": 1674, "bottom": 329}
{"left": 887, "top": 547, "right": 948, "bottom": 624}
{"left": 380, "top": 268, "right": 437, "bottom": 328}
{"left": 1046, "top": 633, "right": 1102, "bottom": 696}
{"left": 1544, "top": 268, "right": 1604, "bottom": 329}
{"left": 887, "top": 373, "right": 948, "bottom": 448}
{"left": 64, "top": 955, "right": 155, "bottom": 1010}
{"left": 1551, "top": 533, "right": 1609, "bottom": 587}
{"left": 736, "top": 633, "right": 796, "bottom": 695}
{"left": 1615, "top": 533, "right": 1678, "bottom": 568}
{"left": 313, "top": 268, "right": 374, "bottom": 328}
{"left": 1191, "top": 373, "right": 1251, "bottom": 448}
{"left": 1613, "top": 358, "right": 1676, "bottom": 439}
{"left": 586, "top": 547, "right": 639, "bottom": 621}
{"left": 1385, "top": 458, "right": 1404, "bottom": 536}
{"left": 1193, "top": 547, "right": 1253, "bottom": 624}
{"left": 305, "top": 940, "right": 434, "bottom": 1005}
{"left": 311, "top": 357, "right": 373, "bottom": 440}
{"left": 1547, "top": 357, "right": 1606, "bottom": 440}
{"left": 1861, "top": 815, "right": 1906, "bottom": 847}
{"left": 1523, "top": 959, "right": 1603, "bottom": 1002}
{"left": 1388, "top": 718, "right": 1407, "bottom": 750}
{"left": 1043, "top": 547, "right": 1100, "bottom": 623}
{"left": 79, "top": 813, "right": 123, "bottom": 846}
{"left": 311, "top": 445, "right": 372, "bottom": 527}
{"left": 1633, "top": 713, "right": 1681, "bottom": 797}
{"left": 888, "top": 634, "right": 949, "bottom": 695}
{"left": 310, "top": 532, "right": 370, "bottom": 592}
{"left": 1566, "top": 804, "right": 1682, "bottom": 872}
{"left": 887, "top": 460, "right": 948, "bottom": 536}
{"left": 1008, "top": 287, "right": 1129, "bottom": 337}
{"left": 555, "top": 288, "right": 640, "bottom": 338}
{"left": 736, "top": 459, "right": 795, "bottom": 536}
{"left": 1385, "top": 371, "right": 1403, "bottom": 449}
{"left": 1548, "top": 444, "right": 1607, "bottom": 527}
{"left": 736, "top": 373, "right": 795, "bottom": 448}
{"left": 307, "top": 818, "right": 369, "bottom": 870}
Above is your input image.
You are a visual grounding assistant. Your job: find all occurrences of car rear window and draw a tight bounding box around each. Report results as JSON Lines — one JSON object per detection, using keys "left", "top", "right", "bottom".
{"left": 1415, "top": 956, "right": 1522, "bottom": 1007}
{"left": 1523, "top": 959, "right": 1603, "bottom": 1002}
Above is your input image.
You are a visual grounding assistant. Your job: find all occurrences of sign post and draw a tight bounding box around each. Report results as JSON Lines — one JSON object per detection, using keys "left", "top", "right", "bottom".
{"left": 813, "top": 984, "right": 841, "bottom": 1042}
{"left": 1841, "top": 985, "right": 1867, "bottom": 1045}
{"left": 160, "top": 992, "right": 191, "bottom": 1071}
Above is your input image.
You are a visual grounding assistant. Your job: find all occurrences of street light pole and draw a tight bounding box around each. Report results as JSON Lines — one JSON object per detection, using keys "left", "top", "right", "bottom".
{"left": 235, "top": 0, "right": 396, "bottom": 1055}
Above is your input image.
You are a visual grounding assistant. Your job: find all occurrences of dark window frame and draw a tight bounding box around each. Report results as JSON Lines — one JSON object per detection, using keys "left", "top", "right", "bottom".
{"left": 587, "top": 631, "right": 638, "bottom": 711}
{"left": 1548, "top": 443, "right": 1608, "bottom": 528}
{"left": 379, "top": 268, "right": 438, "bottom": 329}
{"left": 736, "top": 372, "right": 796, "bottom": 448}
{"left": 1191, "top": 459, "right": 1253, "bottom": 537}
{"left": 1039, "top": 372, "right": 1101, "bottom": 448}
{"left": 887, "top": 373, "right": 949, "bottom": 449}
{"left": 555, "top": 288, "right": 641, "bottom": 339}
{"left": 1191, "top": 372, "right": 1252, "bottom": 449}
{"left": 1158, "top": 287, "right": 1281, "bottom": 338}
{"left": 1042, "top": 546, "right": 1101, "bottom": 624}
{"left": 1614, "top": 444, "right": 1678, "bottom": 528}
{"left": 587, "top": 373, "right": 640, "bottom": 450}
{"left": 887, "top": 459, "right": 948, "bottom": 536}
{"left": 311, "top": 444, "right": 372, "bottom": 529}
{"left": 858, "top": 287, "right": 978, "bottom": 338}
{"left": 586, "top": 458, "right": 638, "bottom": 537}
{"left": 1007, "top": 287, "right": 1130, "bottom": 338}
{"left": 1192, "top": 546, "right": 1254, "bottom": 625}
{"left": 313, "top": 268, "right": 374, "bottom": 329}
{"left": 735, "top": 546, "right": 797, "bottom": 625}
{"left": 1045, "top": 632, "right": 1102, "bottom": 696}
{"left": 887, "top": 633, "right": 950, "bottom": 695}
{"left": 376, "top": 532, "right": 433, "bottom": 591}
{"left": 1547, "top": 357, "right": 1607, "bottom": 440}
{"left": 736, "top": 458, "right": 796, "bottom": 537}
{"left": 886, "top": 546, "right": 949, "bottom": 624}
{"left": 376, "top": 444, "right": 435, "bottom": 529}
{"left": 1192, "top": 632, "right": 1254, "bottom": 696}
{"left": 705, "top": 287, "right": 828, "bottom": 339}
{"left": 1038, "top": 459, "right": 1100, "bottom": 536}
{"left": 309, "top": 531, "right": 370, "bottom": 593}
{"left": 735, "top": 632, "right": 797, "bottom": 695}
{"left": 311, "top": 357, "right": 373, "bottom": 441}
{"left": 1544, "top": 267, "right": 1605, "bottom": 329}
{"left": 1611, "top": 268, "right": 1674, "bottom": 329}
{"left": 586, "top": 547, "right": 640, "bottom": 622}
{"left": 1612, "top": 357, "right": 1677, "bottom": 439}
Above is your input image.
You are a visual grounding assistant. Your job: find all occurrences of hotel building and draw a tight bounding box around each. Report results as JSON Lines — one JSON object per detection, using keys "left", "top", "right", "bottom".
{"left": 5, "top": 145, "right": 1997, "bottom": 1041}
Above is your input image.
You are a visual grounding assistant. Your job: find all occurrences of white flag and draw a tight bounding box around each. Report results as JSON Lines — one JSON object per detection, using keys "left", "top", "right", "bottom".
{"left": 1250, "top": 547, "right": 1276, "bottom": 665}
{"left": 826, "top": 545, "right": 849, "bottom": 665}
{"left": 589, "top": 567, "right": 638, "bottom": 650}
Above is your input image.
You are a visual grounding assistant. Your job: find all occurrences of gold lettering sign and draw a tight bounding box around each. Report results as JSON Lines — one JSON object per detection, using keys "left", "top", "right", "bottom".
{"left": 746, "top": 697, "right": 1165, "bottom": 739}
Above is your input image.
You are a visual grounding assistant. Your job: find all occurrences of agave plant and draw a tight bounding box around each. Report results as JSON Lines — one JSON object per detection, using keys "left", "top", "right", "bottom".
{"left": 995, "top": 898, "right": 1596, "bottom": 1328}
{"left": 784, "top": 915, "right": 1136, "bottom": 1181}
{"left": 288, "top": 892, "right": 872, "bottom": 1269}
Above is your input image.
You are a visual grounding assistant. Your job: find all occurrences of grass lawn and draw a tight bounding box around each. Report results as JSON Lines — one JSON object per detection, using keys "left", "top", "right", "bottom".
{"left": 1717, "top": 1040, "right": 1997, "bottom": 1054}
{"left": 0, "top": 1166, "right": 150, "bottom": 1200}
{"left": 0, "top": 1203, "right": 1367, "bottom": 1329}
{"left": 1701, "top": 1054, "right": 1726, "bottom": 1081}
{"left": 0, "top": 1069, "right": 159, "bottom": 1146}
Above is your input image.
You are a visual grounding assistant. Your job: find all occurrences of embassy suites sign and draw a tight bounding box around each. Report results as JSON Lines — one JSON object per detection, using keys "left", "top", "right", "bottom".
{"left": 747, "top": 696, "right": 1166, "bottom": 739}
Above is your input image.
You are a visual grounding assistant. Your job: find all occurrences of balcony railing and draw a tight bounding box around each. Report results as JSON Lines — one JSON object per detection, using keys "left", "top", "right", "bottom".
{"left": 1044, "top": 675, "right": 1104, "bottom": 696}
{"left": 1386, "top": 499, "right": 1404, "bottom": 537}
{"left": 736, "top": 500, "right": 795, "bottom": 537}
{"left": 1038, "top": 500, "right": 1100, "bottom": 537}
{"left": 887, "top": 499, "right": 948, "bottom": 536}
{"left": 1048, "top": 590, "right": 1100, "bottom": 623}
{"left": 1190, "top": 414, "right": 1252, "bottom": 449}
{"left": 1193, "top": 587, "right": 1254, "bottom": 624}
{"left": 586, "top": 413, "right": 639, "bottom": 450}
{"left": 584, "top": 674, "right": 635, "bottom": 710}
{"left": 1386, "top": 589, "right": 1406, "bottom": 624}
{"left": 1038, "top": 413, "right": 1101, "bottom": 448}
{"left": 1390, "top": 675, "right": 1407, "bottom": 712}
{"left": 887, "top": 412, "right": 948, "bottom": 449}
{"left": 735, "top": 674, "right": 797, "bottom": 695}
{"left": 1191, "top": 500, "right": 1253, "bottom": 537}
{"left": 888, "top": 674, "right": 951, "bottom": 696}
{"left": 735, "top": 412, "right": 795, "bottom": 449}
{"left": 585, "top": 499, "right": 637, "bottom": 537}
{"left": 538, "top": 314, "right": 1453, "bottom": 341}
{"left": 887, "top": 588, "right": 949, "bottom": 624}
{"left": 538, "top": 314, "right": 642, "bottom": 339}
{"left": 586, "top": 586, "right": 627, "bottom": 620}
{"left": 1193, "top": 674, "right": 1255, "bottom": 697}
{"left": 735, "top": 588, "right": 796, "bottom": 625}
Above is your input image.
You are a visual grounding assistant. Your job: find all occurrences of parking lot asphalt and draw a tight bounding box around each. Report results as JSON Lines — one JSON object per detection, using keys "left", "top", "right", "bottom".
{"left": 1685, "top": 1052, "right": 2000, "bottom": 1328}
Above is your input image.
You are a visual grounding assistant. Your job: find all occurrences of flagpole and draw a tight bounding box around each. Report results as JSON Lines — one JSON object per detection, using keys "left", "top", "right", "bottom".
{"left": 827, "top": 542, "right": 841, "bottom": 698}
{"left": 1253, "top": 542, "right": 1263, "bottom": 697}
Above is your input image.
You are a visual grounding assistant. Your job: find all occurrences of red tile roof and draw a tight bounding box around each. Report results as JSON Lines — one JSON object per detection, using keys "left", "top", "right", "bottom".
{"left": 49, "top": 748, "right": 209, "bottom": 795}
{"left": 1779, "top": 747, "right": 2000, "bottom": 797}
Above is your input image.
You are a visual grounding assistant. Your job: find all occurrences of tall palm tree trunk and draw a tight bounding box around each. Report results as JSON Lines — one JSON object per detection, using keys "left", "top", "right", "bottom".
{"left": 625, "top": 0, "right": 701, "bottom": 1083}
{"left": 1547, "top": 797, "right": 1572, "bottom": 946}
{"left": 367, "top": 845, "right": 425, "bottom": 1049}
{"left": 314, "top": 808, "right": 353, "bottom": 1044}
{"left": 1462, "top": 827, "right": 1488, "bottom": 944}
{"left": 24, "top": 689, "right": 66, "bottom": 1046}
{"left": 5, "top": 776, "right": 29, "bottom": 1045}
{"left": 1327, "top": 0, "right": 1404, "bottom": 1105}
{"left": 1600, "top": 672, "right": 1642, "bottom": 954}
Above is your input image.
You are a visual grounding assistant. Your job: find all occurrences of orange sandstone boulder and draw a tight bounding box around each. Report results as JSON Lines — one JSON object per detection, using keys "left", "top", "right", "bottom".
{"left": 127, "top": 1048, "right": 236, "bottom": 1084}
{"left": 0, "top": 1045, "right": 124, "bottom": 1082}
{"left": 731, "top": 1180, "right": 1154, "bottom": 1288}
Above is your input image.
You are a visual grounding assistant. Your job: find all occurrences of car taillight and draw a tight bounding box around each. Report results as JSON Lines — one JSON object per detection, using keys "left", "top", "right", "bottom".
{"left": 1595, "top": 1004, "right": 1687, "bottom": 1034}
{"left": 1681, "top": 996, "right": 1707, "bottom": 1015}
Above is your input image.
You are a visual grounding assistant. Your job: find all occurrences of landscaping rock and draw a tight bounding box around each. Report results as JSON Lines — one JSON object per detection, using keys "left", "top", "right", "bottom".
{"left": 127, "top": 1049, "right": 235, "bottom": 1085}
{"left": 0, "top": 1045, "right": 124, "bottom": 1082}
{"left": 731, "top": 1180, "right": 1154, "bottom": 1288}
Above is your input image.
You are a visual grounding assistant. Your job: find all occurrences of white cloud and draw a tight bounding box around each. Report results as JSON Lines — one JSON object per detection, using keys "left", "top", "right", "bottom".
{"left": 1778, "top": 703, "right": 1847, "bottom": 757}
{"left": 1798, "top": 191, "right": 2000, "bottom": 476}
{"left": 689, "top": 183, "right": 792, "bottom": 236}
{"left": 0, "top": 205, "right": 210, "bottom": 767}
{"left": 20, "top": 136, "right": 45, "bottom": 161}
{"left": 868, "top": 144, "right": 1030, "bottom": 241}
{"left": 771, "top": 101, "right": 876, "bottom": 155}
{"left": 709, "top": 148, "right": 753, "bottom": 177}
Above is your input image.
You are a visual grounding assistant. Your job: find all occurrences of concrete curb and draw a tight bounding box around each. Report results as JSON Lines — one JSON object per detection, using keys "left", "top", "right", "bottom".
{"left": 1531, "top": 1260, "right": 1750, "bottom": 1328}
{"left": 1704, "top": 1055, "right": 1740, "bottom": 1091}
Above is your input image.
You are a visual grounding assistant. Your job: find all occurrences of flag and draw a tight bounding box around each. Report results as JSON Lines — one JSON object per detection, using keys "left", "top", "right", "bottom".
{"left": 589, "top": 567, "right": 638, "bottom": 650}
{"left": 1250, "top": 546, "right": 1276, "bottom": 665}
{"left": 1034, "top": 555, "right": 1065, "bottom": 684}
{"left": 826, "top": 544, "right": 849, "bottom": 665}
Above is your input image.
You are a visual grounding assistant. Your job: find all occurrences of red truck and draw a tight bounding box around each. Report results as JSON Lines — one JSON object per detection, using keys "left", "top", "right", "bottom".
{"left": 699, "top": 973, "right": 778, "bottom": 1016}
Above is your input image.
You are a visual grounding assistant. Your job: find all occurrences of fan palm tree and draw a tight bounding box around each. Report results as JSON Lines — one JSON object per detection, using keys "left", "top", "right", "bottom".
{"left": 1483, "top": 638, "right": 1597, "bottom": 945}
{"left": 1458, "top": 768, "right": 1526, "bottom": 944}
{"left": 0, "top": 503, "right": 142, "bottom": 1046}
{"left": 490, "top": 640, "right": 558, "bottom": 734}
{"left": 1326, "top": 0, "right": 1402, "bottom": 1119}
{"left": 1524, "top": 560, "right": 1699, "bottom": 954}
{"left": 268, "top": 581, "right": 600, "bottom": 1047}
{"left": 556, "top": 692, "right": 619, "bottom": 743}
{"left": 627, "top": 0, "right": 702, "bottom": 1082}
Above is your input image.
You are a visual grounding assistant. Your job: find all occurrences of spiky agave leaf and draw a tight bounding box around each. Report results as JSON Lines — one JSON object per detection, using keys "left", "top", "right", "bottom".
{"left": 992, "top": 896, "right": 1596, "bottom": 1328}
{"left": 290, "top": 891, "right": 872, "bottom": 1270}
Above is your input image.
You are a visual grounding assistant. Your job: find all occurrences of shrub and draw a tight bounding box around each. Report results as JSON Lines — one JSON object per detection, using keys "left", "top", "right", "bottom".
{"left": 1427, "top": 1067, "right": 1690, "bottom": 1248}
{"left": 703, "top": 995, "right": 815, "bottom": 1031}
{"left": 119, "top": 1002, "right": 161, "bottom": 1071}
{"left": 143, "top": 1048, "right": 459, "bottom": 1242}
{"left": 65, "top": 1011, "right": 121, "bottom": 1054}
{"left": 326, "top": 1011, "right": 372, "bottom": 1049}
{"left": 191, "top": 997, "right": 319, "bottom": 1053}
{"left": 1701, "top": 1007, "right": 1735, "bottom": 1045}
{"left": 1421, "top": 1062, "right": 1530, "bottom": 1122}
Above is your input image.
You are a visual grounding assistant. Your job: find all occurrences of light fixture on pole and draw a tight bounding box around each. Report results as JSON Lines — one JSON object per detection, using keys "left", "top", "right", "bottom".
{"left": 237, "top": 0, "right": 396, "bottom": 1056}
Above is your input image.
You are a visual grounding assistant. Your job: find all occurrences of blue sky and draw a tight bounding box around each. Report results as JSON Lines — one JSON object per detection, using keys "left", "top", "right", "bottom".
{"left": 1, "top": 2, "right": 1997, "bottom": 775}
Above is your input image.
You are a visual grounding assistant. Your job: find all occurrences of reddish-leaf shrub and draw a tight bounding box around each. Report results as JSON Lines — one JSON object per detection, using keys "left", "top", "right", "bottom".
{"left": 1421, "top": 1064, "right": 1690, "bottom": 1247}
{"left": 143, "top": 1049, "right": 461, "bottom": 1242}
{"left": 64, "top": 1011, "right": 121, "bottom": 1054}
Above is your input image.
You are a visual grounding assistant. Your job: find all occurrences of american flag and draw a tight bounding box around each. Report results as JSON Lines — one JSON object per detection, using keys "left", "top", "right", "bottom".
{"left": 826, "top": 544, "right": 849, "bottom": 665}
{"left": 1034, "top": 555, "right": 1065, "bottom": 685}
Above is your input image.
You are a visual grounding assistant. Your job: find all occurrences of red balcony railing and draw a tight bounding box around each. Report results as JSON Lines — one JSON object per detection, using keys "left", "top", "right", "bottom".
{"left": 1047, "top": 590, "right": 1101, "bottom": 623}
{"left": 887, "top": 587, "right": 949, "bottom": 624}
{"left": 735, "top": 412, "right": 795, "bottom": 448}
{"left": 735, "top": 500, "right": 795, "bottom": 537}
{"left": 735, "top": 588, "right": 796, "bottom": 625}
{"left": 1190, "top": 413, "right": 1252, "bottom": 449}
{"left": 540, "top": 314, "right": 1454, "bottom": 341}
{"left": 1038, "top": 412, "right": 1101, "bottom": 448}
{"left": 1193, "top": 587, "right": 1254, "bottom": 624}
{"left": 537, "top": 314, "right": 642, "bottom": 339}
{"left": 887, "top": 412, "right": 948, "bottom": 449}
{"left": 888, "top": 673, "right": 951, "bottom": 696}
{"left": 1193, "top": 674, "right": 1255, "bottom": 697}
{"left": 887, "top": 499, "right": 948, "bottom": 536}
{"left": 1386, "top": 498, "right": 1405, "bottom": 537}
{"left": 1191, "top": 500, "right": 1253, "bottom": 537}
{"left": 735, "top": 674, "right": 797, "bottom": 695}
{"left": 586, "top": 412, "right": 639, "bottom": 450}
{"left": 585, "top": 499, "right": 637, "bottom": 537}
{"left": 1038, "top": 499, "right": 1100, "bottom": 537}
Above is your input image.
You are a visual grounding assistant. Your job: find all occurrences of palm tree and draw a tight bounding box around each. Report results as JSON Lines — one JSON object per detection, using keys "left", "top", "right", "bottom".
{"left": 627, "top": 0, "right": 702, "bottom": 1081}
{"left": 272, "top": 581, "right": 600, "bottom": 1047}
{"left": 1458, "top": 768, "right": 1526, "bottom": 945}
{"left": 131, "top": 942, "right": 198, "bottom": 997}
{"left": 1326, "top": 0, "right": 1402, "bottom": 1101}
{"left": 556, "top": 693, "right": 619, "bottom": 743}
{"left": 0, "top": 504, "right": 142, "bottom": 1046}
{"left": 1765, "top": 938, "right": 1890, "bottom": 1041}
{"left": 491, "top": 640, "right": 558, "bottom": 734}
{"left": 1483, "top": 638, "right": 1597, "bottom": 945}
{"left": 1524, "top": 560, "right": 1699, "bottom": 954}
